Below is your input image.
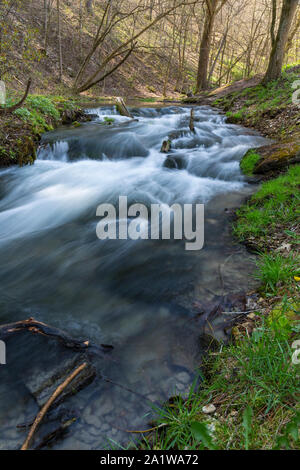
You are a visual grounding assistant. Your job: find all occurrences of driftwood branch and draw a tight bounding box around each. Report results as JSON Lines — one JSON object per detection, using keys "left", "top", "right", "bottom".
{"left": 0, "top": 78, "right": 32, "bottom": 115}
{"left": 0, "top": 317, "right": 113, "bottom": 354}
{"left": 189, "top": 108, "right": 195, "bottom": 133}
{"left": 115, "top": 97, "right": 133, "bottom": 118}
{"left": 21, "top": 362, "right": 88, "bottom": 450}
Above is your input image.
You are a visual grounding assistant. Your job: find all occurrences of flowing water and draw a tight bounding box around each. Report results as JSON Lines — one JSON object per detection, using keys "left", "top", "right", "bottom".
{"left": 0, "top": 105, "right": 268, "bottom": 449}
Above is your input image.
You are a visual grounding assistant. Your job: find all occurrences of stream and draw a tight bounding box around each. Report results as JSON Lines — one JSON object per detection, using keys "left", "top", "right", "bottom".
{"left": 0, "top": 104, "right": 268, "bottom": 449}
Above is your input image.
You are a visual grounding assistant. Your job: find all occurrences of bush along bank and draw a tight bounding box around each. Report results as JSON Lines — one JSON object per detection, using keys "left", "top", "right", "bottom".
{"left": 139, "top": 75, "right": 300, "bottom": 450}
{"left": 0, "top": 94, "right": 90, "bottom": 167}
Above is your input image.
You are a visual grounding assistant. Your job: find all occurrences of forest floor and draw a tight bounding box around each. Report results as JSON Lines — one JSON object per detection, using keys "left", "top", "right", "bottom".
{"left": 139, "top": 68, "right": 300, "bottom": 450}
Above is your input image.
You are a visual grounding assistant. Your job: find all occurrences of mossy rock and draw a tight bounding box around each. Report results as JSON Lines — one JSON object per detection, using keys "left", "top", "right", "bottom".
{"left": 17, "top": 136, "right": 37, "bottom": 166}
{"left": 240, "top": 150, "right": 260, "bottom": 176}
{"left": 61, "top": 109, "right": 92, "bottom": 124}
{"left": 252, "top": 140, "right": 300, "bottom": 175}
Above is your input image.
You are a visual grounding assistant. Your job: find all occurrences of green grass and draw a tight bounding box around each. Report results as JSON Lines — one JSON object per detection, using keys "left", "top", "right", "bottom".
{"left": 12, "top": 95, "right": 63, "bottom": 134}
{"left": 214, "top": 67, "right": 300, "bottom": 126}
{"left": 240, "top": 150, "right": 260, "bottom": 175}
{"left": 142, "top": 313, "right": 299, "bottom": 450}
{"left": 140, "top": 162, "right": 300, "bottom": 451}
{"left": 255, "top": 253, "right": 299, "bottom": 295}
{"left": 233, "top": 165, "right": 300, "bottom": 240}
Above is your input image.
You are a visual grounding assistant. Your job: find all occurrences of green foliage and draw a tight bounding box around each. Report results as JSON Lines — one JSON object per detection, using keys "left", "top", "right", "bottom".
{"left": 14, "top": 106, "right": 49, "bottom": 134}
{"left": 12, "top": 95, "right": 64, "bottom": 134}
{"left": 0, "top": 145, "right": 16, "bottom": 160}
{"left": 275, "top": 411, "right": 300, "bottom": 449}
{"left": 255, "top": 253, "right": 299, "bottom": 294}
{"left": 147, "top": 318, "right": 299, "bottom": 450}
{"left": 240, "top": 150, "right": 260, "bottom": 175}
{"left": 242, "top": 406, "right": 253, "bottom": 450}
{"left": 26, "top": 96, "right": 60, "bottom": 120}
{"left": 216, "top": 70, "right": 299, "bottom": 126}
{"left": 191, "top": 422, "right": 216, "bottom": 450}
{"left": 226, "top": 109, "right": 244, "bottom": 121}
{"left": 234, "top": 165, "right": 300, "bottom": 240}
{"left": 103, "top": 116, "right": 115, "bottom": 124}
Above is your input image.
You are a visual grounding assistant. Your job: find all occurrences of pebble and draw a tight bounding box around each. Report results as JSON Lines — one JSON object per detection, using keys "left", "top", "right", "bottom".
{"left": 202, "top": 404, "right": 216, "bottom": 414}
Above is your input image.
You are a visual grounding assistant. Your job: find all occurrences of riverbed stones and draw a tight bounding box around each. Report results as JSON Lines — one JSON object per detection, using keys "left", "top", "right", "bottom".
{"left": 202, "top": 404, "right": 216, "bottom": 414}
{"left": 23, "top": 352, "right": 96, "bottom": 407}
{"left": 163, "top": 154, "right": 187, "bottom": 170}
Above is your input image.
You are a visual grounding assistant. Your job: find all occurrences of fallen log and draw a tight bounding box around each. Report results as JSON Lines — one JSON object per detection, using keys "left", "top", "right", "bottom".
{"left": 21, "top": 362, "right": 88, "bottom": 450}
{"left": 0, "top": 317, "right": 113, "bottom": 355}
{"left": 115, "top": 97, "right": 133, "bottom": 118}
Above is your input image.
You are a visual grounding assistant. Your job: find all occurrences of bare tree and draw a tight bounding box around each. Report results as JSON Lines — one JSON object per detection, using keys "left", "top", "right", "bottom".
{"left": 262, "top": 0, "right": 298, "bottom": 84}
{"left": 195, "top": 0, "right": 228, "bottom": 92}
{"left": 73, "top": 0, "right": 197, "bottom": 94}
{"left": 56, "top": 0, "right": 63, "bottom": 82}
{"left": 0, "top": 78, "right": 31, "bottom": 115}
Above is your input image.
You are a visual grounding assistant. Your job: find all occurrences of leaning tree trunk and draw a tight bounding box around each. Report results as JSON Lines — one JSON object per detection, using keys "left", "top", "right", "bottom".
{"left": 57, "top": 0, "right": 63, "bottom": 82}
{"left": 195, "top": 3, "right": 217, "bottom": 92}
{"left": 262, "top": 0, "right": 298, "bottom": 85}
{"left": 0, "top": 78, "right": 31, "bottom": 115}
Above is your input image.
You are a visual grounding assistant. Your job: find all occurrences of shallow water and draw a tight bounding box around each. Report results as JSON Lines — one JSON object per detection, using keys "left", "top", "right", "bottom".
{"left": 0, "top": 105, "right": 268, "bottom": 449}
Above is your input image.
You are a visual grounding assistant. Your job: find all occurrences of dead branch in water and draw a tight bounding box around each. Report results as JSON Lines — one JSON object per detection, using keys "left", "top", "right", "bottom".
{"left": 0, "top": 317, "right": 113, "bottom": 354}
{"left": 189, "top": 108, "right": 195, "bottom": 133}
{"left": 115, "top": 97, "right": 133, "bottom": 118}
{"left": 21, "top": 362, "right": 87, "bottom": 450}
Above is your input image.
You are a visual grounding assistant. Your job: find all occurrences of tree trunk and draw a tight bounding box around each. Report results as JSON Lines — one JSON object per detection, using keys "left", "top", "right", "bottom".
{"left": 57, "top": 0, "right": 63, "bottom": 82}
{"left": 195, "top": 1, "right": 217, "bottom": 92}
{"left": 262, "top": 0, "right": 298, "bottom": 84}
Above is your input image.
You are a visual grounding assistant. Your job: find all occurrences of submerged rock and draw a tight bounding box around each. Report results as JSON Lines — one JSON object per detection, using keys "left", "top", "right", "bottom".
{"left": 23, "top": 353, "right": 96, "bottom": 407}
{"left": 163, "top": 154, "right": 187, "bottom": 170}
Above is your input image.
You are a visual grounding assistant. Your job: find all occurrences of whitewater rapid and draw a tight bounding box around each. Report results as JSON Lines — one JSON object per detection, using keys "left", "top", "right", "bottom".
{"left": 0, "top": 104, "right": 268, "bottom": 450}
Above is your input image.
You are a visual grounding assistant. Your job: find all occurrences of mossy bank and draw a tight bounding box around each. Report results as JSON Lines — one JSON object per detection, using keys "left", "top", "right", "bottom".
{"left": 141, "top": 71, "right": 300, "bottom": 450}
{"left": 213, "top": 66, "right": 300, "bottom": 177}
{"left": 0, "top": 94, "right": 89, "bottom": 167}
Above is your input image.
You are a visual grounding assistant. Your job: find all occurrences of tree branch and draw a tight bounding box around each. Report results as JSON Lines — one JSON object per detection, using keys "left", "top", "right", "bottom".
{"left": 0, "top": 78, "right": 31, "bottom": 115}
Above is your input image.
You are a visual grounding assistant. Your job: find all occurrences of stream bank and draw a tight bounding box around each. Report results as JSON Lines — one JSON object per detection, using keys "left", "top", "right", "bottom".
{"left": 146, "top": 70, "right": 300, "bottom": 450}
{"left": 0, "top": 95, "right": 90, "bottom": 167}
{"left": 0, "top": 88, "right": 298, "bottom": 450}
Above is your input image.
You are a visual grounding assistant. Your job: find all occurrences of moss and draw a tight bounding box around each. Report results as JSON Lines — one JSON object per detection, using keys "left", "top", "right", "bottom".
{"left": 253, "top": 140, "right": 300, "bottom": 174}
{"left": 240, "top": 150, "right": 260, "bottom": 175}
{"left": 233, "top": 165, "right": 300, "bottom": 245}
{"left": 213, "top": 68, "right": 300, "bottom": 137}
{"left": 0, "top": 94, "right": 80, "bottom": 167}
